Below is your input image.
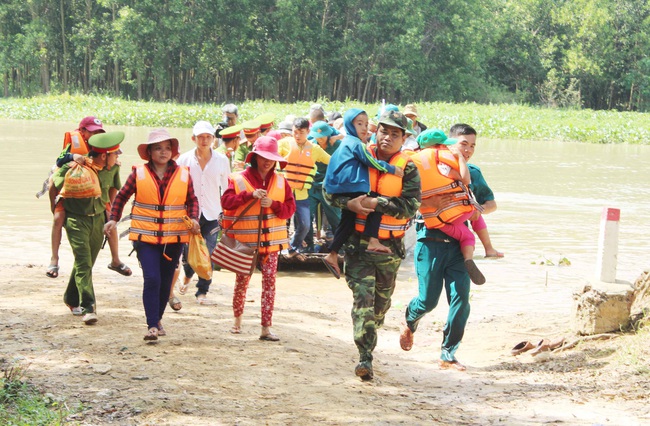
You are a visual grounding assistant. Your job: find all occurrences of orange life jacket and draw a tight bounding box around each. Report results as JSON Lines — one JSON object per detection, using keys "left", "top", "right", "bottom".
{"left": 63, "top": 131, "right": 89, "bottom": 155}
{"left": 129, "top": 165, "right": 190, "bottom": 244}
{"left": 355, "top": 149, "right": 411, "bottom": 239}
{"left": 222, "top": 172, "right": 289, "bottom": 254}
{"left": 284, "top": 140, "right": 315, "bottom": 190}
{"left": 411, "top": 147, "right": 480, "bottom": 229}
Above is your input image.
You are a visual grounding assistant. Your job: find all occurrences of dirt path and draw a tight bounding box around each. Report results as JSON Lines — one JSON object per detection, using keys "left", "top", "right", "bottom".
{"left": 1, "top": 249, "right": 649, "bottom": 425}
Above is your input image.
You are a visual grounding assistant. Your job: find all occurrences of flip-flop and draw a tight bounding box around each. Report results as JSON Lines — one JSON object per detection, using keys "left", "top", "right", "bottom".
{"left": 144, "top": 327, "right": 158, "bottom": 341}
{"left": 464, "top": 259, "right": 486, "bottom": 285}
{"left": 321, "top": 258, "right": 341, "bottom": 279}
{"left": 259, "top": 333, "right": 280, "bottom": 341}
{"left": 230, "top": 326, "right": 242, "bottom": 334}
{"left": 168, "top": 296, "right": 182, "bottom": 311}
{"left": 157, "top": 323, "right": 167, "bottom": 336}
{"left": 286, "top": 250, "right": 306, "bottom": 262}
{"left": 178, "top": 278, "right": 190, "bottom": 295}
{"left": 108, "top": 263, "right": 132, "bottom": 276}
{"left": 46, "top": 265, "right": 59, "bottom": 278}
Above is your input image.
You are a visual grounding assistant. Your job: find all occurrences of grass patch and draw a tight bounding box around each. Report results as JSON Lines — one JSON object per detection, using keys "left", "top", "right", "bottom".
{"left": 615, "top": 319, "right": 650, "bottom": 376}
{"left": 1, "top": 94, "right": 649, "bottom": 144}
{"left": 0, "top": 359, "right": 74, "bottom": 425}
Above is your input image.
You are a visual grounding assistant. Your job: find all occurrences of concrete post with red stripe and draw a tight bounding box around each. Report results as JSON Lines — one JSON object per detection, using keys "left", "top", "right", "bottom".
{"left": 595, "top": 207, "right": 620, "bottom": 283}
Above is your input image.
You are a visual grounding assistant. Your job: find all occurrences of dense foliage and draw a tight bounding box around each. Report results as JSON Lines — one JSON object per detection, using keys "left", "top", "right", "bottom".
{"left": 2, "top": 1, "right": 650, "bottom": 111}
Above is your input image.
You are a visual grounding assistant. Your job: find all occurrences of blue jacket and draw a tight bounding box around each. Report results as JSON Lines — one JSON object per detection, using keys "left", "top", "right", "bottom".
{"left": 324, "top": 108, "right": 395, "bottom": 194}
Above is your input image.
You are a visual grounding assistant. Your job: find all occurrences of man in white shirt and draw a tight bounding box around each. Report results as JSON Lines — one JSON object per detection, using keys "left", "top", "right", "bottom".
{"left": 177, "top": 121, "right": 230, "bottom": 305}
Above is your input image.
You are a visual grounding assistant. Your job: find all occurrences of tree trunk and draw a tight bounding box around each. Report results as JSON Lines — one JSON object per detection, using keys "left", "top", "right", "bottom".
{"left": 111, "top": 4, "right": 119, "bottom": 95}
{"left": 137, "top": 71, "right": 143, "bottom": 100}
{"left": 336, "top": 70, "right": 344, "bottom": 100}
{"left": 59, "top": 0, "right": 68, "bottom": 91}
{"left": 362, "top": 74, "right": 372, "bottom": 103}
{"left": 287, "top": 65, "right": 293, "bottom": 102}
{"left": 40, "top": 57, "right": 50, "bottom": 93}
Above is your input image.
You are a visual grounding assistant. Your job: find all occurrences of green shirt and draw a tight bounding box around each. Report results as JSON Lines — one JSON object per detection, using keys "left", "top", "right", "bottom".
{"left": 468, "top": 163, "right": 494, "bottom": 205}
{"left": 234, "top": 142, "right": 251, "bottom": 163}
{"left": 98, "top": 165, "right": 121, "bottom": 205}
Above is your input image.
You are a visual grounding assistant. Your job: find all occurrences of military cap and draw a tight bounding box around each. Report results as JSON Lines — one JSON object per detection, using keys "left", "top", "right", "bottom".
{"left": 242, "top": 120, "right": 262, "bottom": 135}
{"left": 88, "top": 131, "right": 124, "bottom": 153}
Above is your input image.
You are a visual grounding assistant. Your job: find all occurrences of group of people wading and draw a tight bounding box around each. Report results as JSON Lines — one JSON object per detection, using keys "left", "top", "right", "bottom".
{"left": 45, "top": 102, "right": 502, "bottom": 379}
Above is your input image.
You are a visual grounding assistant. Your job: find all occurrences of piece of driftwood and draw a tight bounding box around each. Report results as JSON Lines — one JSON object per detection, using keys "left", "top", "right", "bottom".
{"left": 554, "top": 333, "right": 619, "bottom": 352}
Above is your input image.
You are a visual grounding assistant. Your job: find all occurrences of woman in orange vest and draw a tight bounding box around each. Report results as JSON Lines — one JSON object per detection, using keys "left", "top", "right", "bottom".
{"left": 412, "top": 129, "right": 485, "bottom": 285}
{"left": 104, "top": 129, "right": 200, "bottom": 341}
{"left": 221, "top": 136, "right": 296, "bottom": 341}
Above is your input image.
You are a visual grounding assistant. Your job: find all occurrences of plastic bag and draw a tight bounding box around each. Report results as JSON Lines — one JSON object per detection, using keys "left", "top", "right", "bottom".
{"left": 188, "top": 231, "right": 213, "bottom": 280}
{"left": 60, "top": 163, "right": 101, "bottom": 199}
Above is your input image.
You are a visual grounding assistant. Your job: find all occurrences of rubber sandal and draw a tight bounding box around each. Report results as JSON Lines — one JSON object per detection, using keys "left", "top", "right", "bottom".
{"left": 157, "top": 322, "right": 166, "bottom": 337}
{"left": 230, "top": 326, "right": 241, "bottom": 334}
{"left": 144, "top": 327, "right": 158, "bottom": 341}
{"left": 168, "top": 296, "right": 182, "bottom": 311}
{"left": 178, "top": 278, "right": 190, "bottom": 295}
{"left": 108, "top": 263, "right": 132, "bottom": 276}
{"left": 464, "top": 259, "right": 486, "bottom": 285}
{"left": 46, "top": 265, "right": 59, "bottom": 278}
{"left": 286, "top": 250, "right": 306, "bottom": 262}
{"left": 259, "top": 333, "right": 280, "bottom": 341}
{"left": 321, "top": 258, "right": 340, "bottom": 279}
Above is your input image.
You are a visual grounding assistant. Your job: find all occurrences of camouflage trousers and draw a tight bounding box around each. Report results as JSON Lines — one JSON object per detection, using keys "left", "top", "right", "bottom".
{"left": 344, "top": 240, "right": 403, "bottom": 359}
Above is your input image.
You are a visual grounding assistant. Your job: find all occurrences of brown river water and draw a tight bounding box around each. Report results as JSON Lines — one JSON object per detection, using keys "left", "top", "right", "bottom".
{"left": 1, "top": 118, "right": 648, "bottom": 319}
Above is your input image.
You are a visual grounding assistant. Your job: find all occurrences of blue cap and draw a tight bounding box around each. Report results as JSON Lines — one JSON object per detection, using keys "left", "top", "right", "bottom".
{"left": 308, "top": 121, "right": 333, "bottom": 140}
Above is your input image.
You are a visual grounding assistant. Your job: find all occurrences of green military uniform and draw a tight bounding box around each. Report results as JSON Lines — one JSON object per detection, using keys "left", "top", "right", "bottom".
{"left": 327, "top": 160, "right": 421, "bottom": 375}
{"left": 98, "top": 165, "right": 121, "bottom": 206}
{"left": 215, "top": 144, "right": 227, "bottom": 156}
{"left": 235, "top": 120, "right": 261, "bottom": 164}
{"left": 53, "top": 131, "right": 124, "bottom": 316}
{"left": 53, "top": 162, "right": 108, "bottom": 314}
{"left": 233, "top": 142, "right": 250, "bottom": 163}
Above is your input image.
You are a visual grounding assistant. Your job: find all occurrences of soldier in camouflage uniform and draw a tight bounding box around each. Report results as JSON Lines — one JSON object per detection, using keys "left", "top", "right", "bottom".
{"left": 326, "top": 111, "right": 421, "bottom": 380}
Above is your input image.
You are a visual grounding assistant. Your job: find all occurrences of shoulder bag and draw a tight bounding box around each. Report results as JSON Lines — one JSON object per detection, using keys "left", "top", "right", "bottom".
{"left": 210, "top": 198, "right": 262, "bottom": 276}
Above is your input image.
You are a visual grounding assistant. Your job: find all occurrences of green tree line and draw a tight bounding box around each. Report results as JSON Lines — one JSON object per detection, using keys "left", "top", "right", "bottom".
{"left": 2, "top": 0, "right": 650, "bottom": 111}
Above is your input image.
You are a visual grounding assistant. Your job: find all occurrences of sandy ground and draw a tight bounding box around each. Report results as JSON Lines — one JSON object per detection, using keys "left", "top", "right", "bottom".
{"left": 1, "top": 242, "right": 649, "bottom": 425}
